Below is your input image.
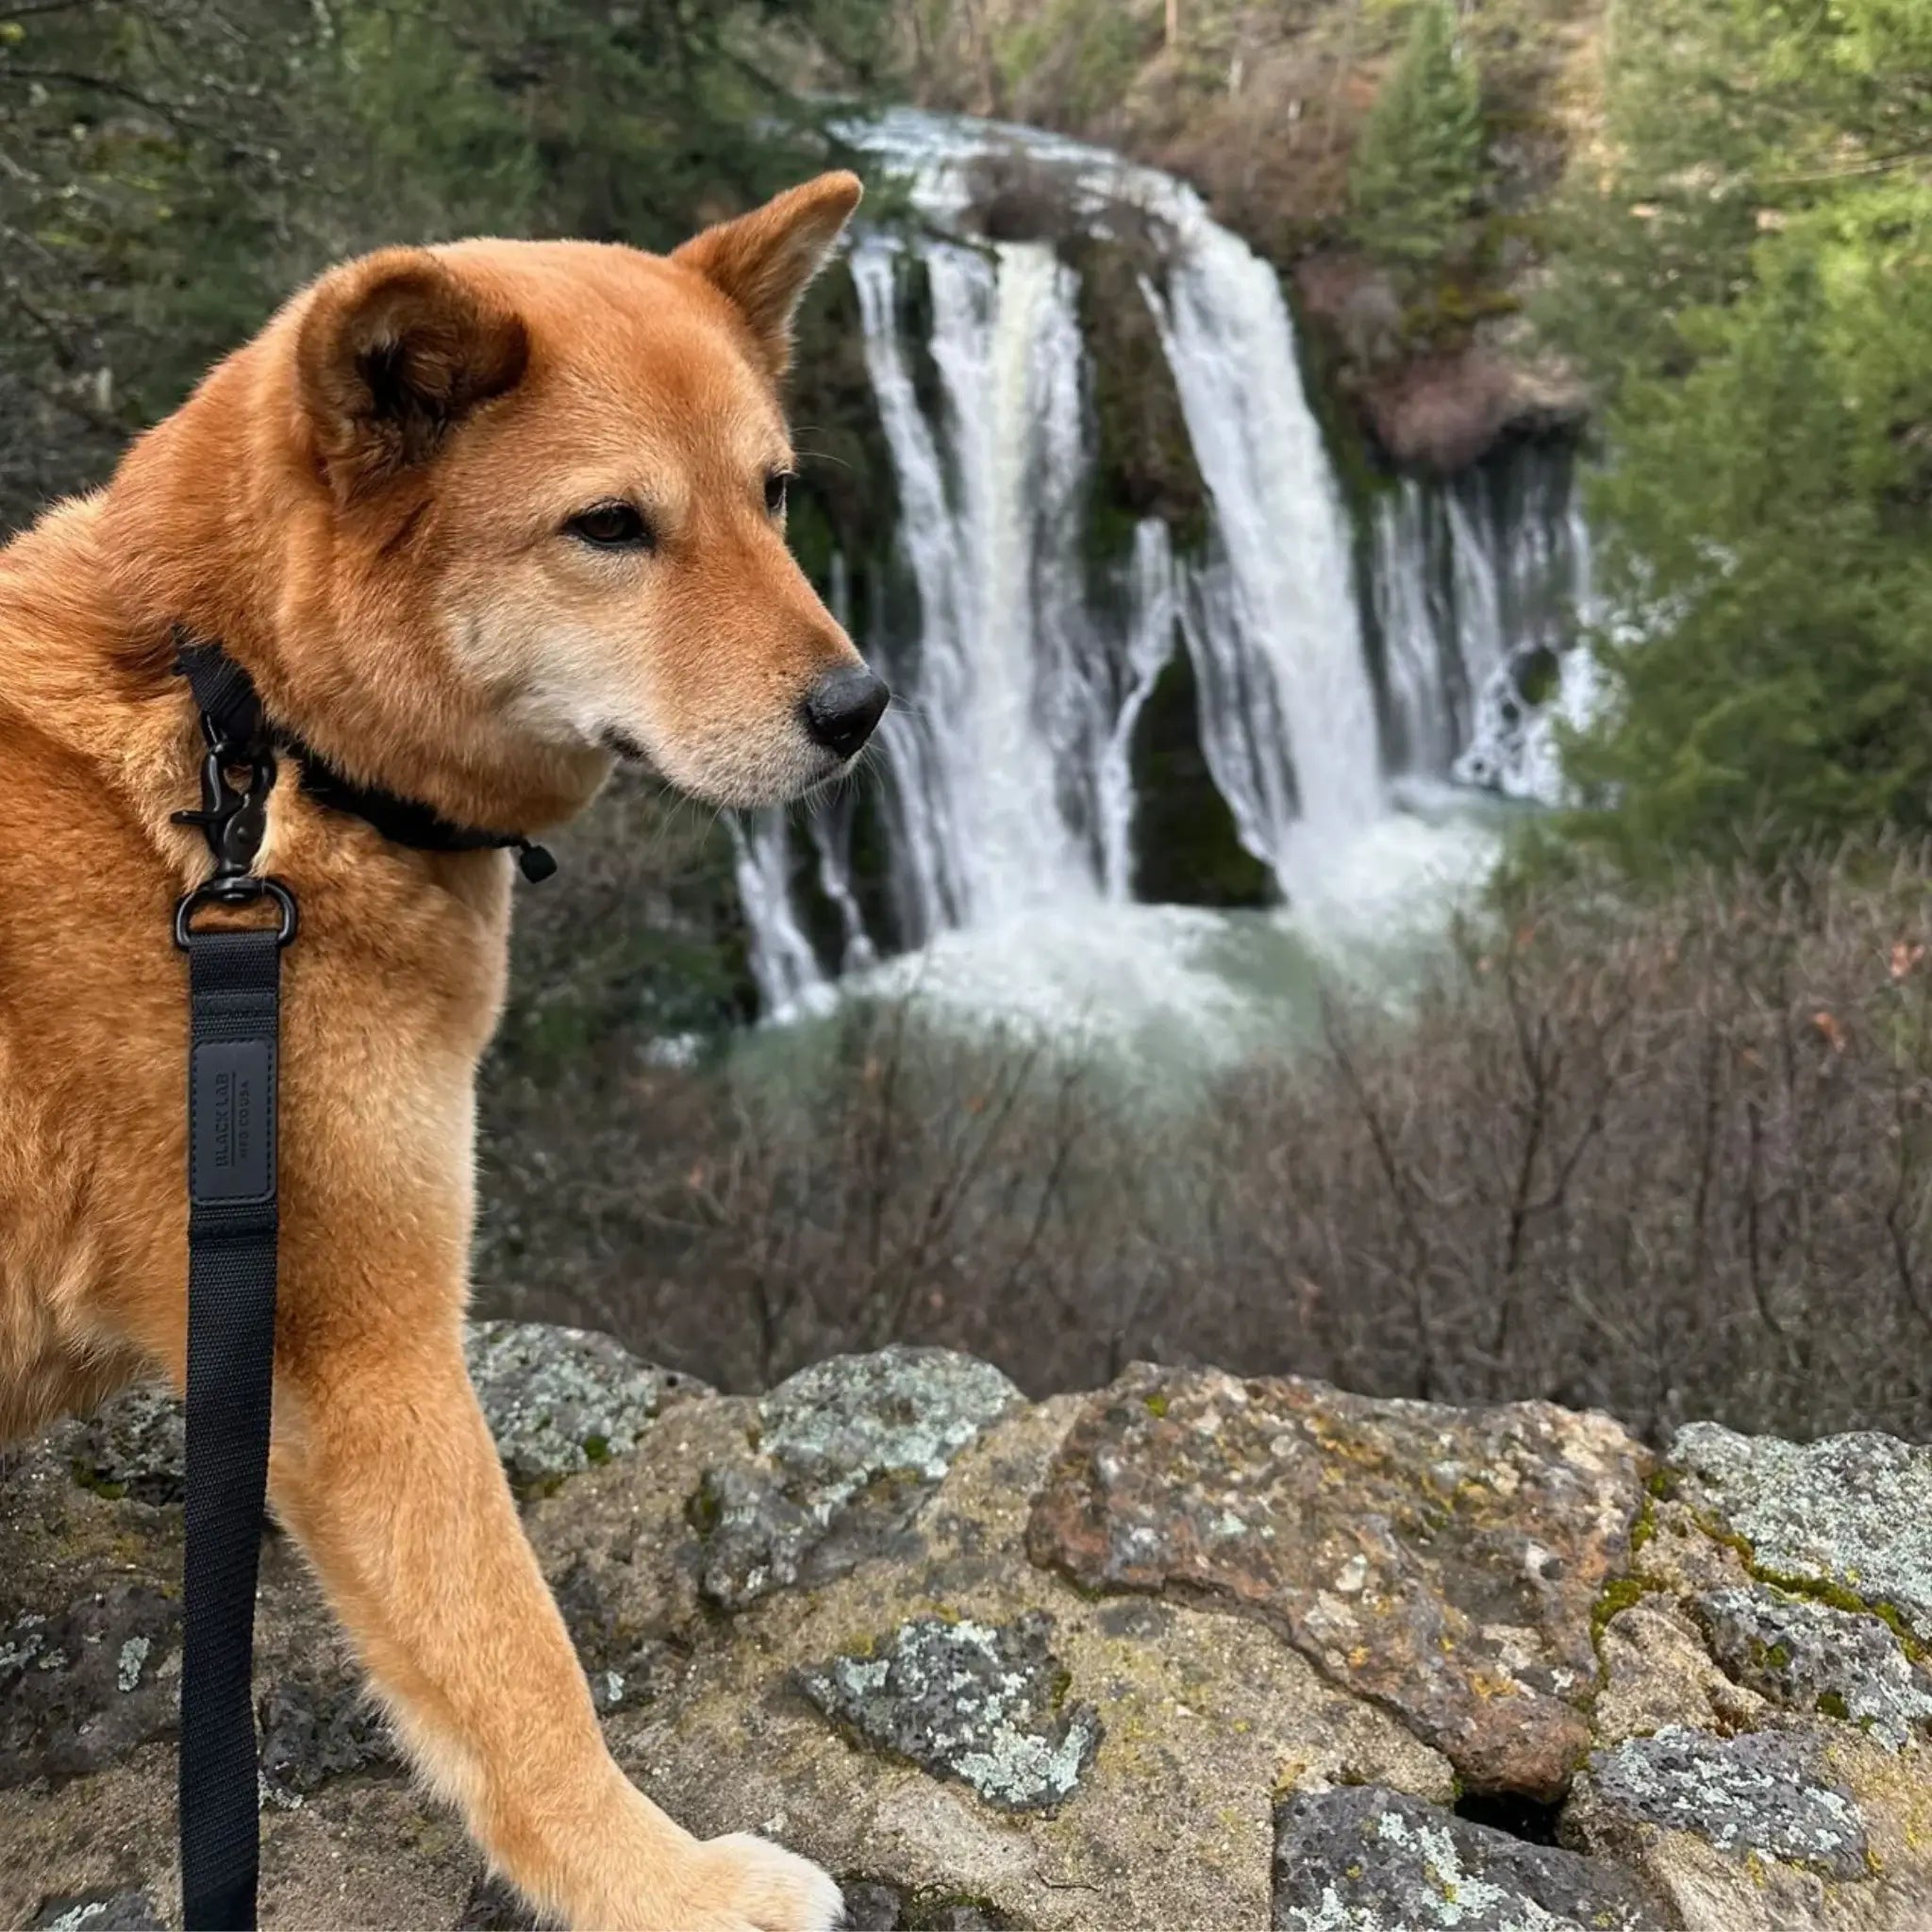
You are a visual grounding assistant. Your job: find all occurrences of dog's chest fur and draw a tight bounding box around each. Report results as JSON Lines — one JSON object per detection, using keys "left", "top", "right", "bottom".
{"left": 0, "top": 501, "right": 514, "bottom": 1439}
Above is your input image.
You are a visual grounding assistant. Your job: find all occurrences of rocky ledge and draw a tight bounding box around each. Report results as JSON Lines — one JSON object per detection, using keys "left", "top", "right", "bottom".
{"left": 7, "top": 1326, "right": 1932, "bottom": 1930}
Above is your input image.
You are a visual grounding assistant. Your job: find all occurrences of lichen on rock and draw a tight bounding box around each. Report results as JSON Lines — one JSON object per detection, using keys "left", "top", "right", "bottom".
{"left": 796, "top": 1609, "right": 1101, "bottom": 1814}
{"left": 0, "top": 1583, "right": 180, "bottom": 1788}
{"left": 1579, "top": 1726, "right": 1870, "bottom": 1879}
{"left": 1668, "top": 1422, "right": 1932, "bottom": 1645}
{"left": 463, "top": 1320, "right": 700, "bottom": 1491}
{"left": 54, "top": 1387, "right": 185, "bottom": 1507}
{"left": 36, "top": 1321, "right": 693, "bottom": 1506}
{"left": 25, "top": 1892, "right": 166, "bottom": 1932}
{"left": 14, "top": 1331, "right": 1932, "bottom": 1930}
{"left": 1028, "top": 1361, "right": 1649, "bottom": 1798}
{"left": 1694, "top": 1584, "right": 1932, "bottom": 1751}
{"left": 756, "top": 1346, "right": 1024, "bottom": 1491}
{"left": 1272, "top": 1785, "right": 1663, "bottom": 1931}
{"left": 696, "top": 1346, "right": 1024, "bottom": 1608}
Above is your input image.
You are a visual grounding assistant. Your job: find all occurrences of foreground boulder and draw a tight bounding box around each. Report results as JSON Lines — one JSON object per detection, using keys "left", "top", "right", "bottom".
{"left": 6, "top": 1326, "right": 1932, "bottom": 1928}
{"left": 1027, "top": 1360, "right": 1642, "bottom": 1799}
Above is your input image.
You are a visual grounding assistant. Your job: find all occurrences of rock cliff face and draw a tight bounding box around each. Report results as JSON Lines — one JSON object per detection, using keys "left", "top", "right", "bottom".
{"left": 7, "top": 1326, "right": 1932, "bottom": 1930}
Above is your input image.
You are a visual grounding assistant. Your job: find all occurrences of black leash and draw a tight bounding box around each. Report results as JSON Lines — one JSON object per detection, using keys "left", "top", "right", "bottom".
{"left": 167, "top": 637, "right": 553, "bottom": 1926}
{"left": 173, "top": 654, "right": 294, "bottom": 1931}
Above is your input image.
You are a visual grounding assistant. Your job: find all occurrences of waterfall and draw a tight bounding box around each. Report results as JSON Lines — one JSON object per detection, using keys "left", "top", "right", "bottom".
{"left": 728, "top": 813, "right": 827, "bottom": 1013}
{"left": 842, "top": 234, "right": 1114, "bottom": 939}
{"left": 1146, "top": 225, "right": 1383, "bottom": 899}
{"left": 1370, "top": 444, "right": 1594, "bottom": 806}
{"left": 1096, "top": 519, "right": 1181, "bottom": 902}
{"left": 734, "top": 110, "right": 1593, "bottom": 1027}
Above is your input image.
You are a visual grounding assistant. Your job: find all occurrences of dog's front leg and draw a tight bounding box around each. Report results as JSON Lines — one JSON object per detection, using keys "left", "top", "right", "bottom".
{"left": 267, "top": 1315, "right": 840, "bottom": 1931}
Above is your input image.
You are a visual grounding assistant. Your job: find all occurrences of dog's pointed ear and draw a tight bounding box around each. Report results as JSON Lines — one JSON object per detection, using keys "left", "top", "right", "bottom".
{"left": 296, "top": 248, "right": 528, "bottom": 501}
{"left": 673, "top": 171, "right": 862, "bottom": 378}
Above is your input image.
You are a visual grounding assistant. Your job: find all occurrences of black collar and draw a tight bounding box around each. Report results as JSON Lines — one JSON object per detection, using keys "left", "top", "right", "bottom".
{"left": 173, "top": 633, "right": 556, "bottom": 882}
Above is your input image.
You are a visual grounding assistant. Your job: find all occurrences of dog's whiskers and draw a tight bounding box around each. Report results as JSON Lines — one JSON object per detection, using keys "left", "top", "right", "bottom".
{"left": 791, "top": 445, "right": 854, "bottom": 474}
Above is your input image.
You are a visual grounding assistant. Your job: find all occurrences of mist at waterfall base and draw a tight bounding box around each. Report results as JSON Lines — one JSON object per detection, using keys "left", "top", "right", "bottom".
{"left": 731, "top": 111, "right": 1593, "bottom": 1079}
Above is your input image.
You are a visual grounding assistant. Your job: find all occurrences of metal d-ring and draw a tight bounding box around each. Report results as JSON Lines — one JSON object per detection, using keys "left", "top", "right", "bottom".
{"left": 174, "top": 876, "right": 299, "bottom": 952}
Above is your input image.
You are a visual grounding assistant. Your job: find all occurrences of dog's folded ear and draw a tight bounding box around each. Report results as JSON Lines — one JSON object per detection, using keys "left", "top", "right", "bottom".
{"left": 296, "top": 249, "right": 528, "bottom": 501}
{"left": 673, "top": 171, "right": 863, "bottom": 379}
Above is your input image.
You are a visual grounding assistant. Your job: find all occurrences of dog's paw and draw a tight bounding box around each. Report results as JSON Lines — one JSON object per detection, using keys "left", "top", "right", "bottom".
{"left": 676, "top": 1832, "right": 844, "bottom": 1932}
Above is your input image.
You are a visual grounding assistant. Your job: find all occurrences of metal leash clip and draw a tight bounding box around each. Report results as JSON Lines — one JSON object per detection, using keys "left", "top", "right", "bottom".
{"left": 173, "top": 710, "right": 299, "bottom": 949}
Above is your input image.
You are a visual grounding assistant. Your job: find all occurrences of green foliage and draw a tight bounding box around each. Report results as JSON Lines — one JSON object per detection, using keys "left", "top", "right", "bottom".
{"left": 1348, "top": 0, "right": 1485, "bottom": 268}
{"left": 996, "top": 0, "right": 1152, "bottom": 126}
{"left": 1544, "top": 0, "right": 1932, "bottom": 864}
{"left": 0, "top": 0, "right": 892, "bottom": 529}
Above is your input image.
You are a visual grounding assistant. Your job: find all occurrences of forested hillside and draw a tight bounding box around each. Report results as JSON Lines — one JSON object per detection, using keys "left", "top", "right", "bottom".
{"left": 1551, "top": 0, "right": 1932, "bottom": 859}
{"left": 0, "top": 0, "right": 892, "bottom": 523}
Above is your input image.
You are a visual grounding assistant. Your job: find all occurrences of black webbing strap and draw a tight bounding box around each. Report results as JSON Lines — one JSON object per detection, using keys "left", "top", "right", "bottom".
{"left": 178, "top": 933, "right": 284, "bottom": 1929}
{"left": 166, "top": 626, "right": 544, "bottom": 1923}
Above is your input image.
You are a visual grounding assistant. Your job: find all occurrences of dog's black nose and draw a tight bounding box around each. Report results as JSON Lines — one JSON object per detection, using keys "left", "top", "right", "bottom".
{"left": 800, "top": 664, "right": 890, "bottom": 759}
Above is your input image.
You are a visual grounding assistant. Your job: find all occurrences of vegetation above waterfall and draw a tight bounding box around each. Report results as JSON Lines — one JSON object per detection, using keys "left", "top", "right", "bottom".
{"left": 900, "top": 0, "right": 1600, "bottom": 466}
{"left": 1346, "top": 1, "right": 1485, "bottom": 271}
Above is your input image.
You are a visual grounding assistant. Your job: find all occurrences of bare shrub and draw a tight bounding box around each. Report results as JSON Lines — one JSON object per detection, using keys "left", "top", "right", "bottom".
{"left": 477, "top": 846, "right": 1932, "bottom": 1441}
{"left": 479, "top": 994, "right": 1139, "bottom": 1391}
{"left": 1176, "top": 849, "right": 1932, "bottom": 1438}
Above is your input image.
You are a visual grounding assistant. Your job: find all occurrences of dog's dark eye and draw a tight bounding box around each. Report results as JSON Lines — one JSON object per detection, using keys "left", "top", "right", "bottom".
{"left": 566, "top": 503, "right": 653, "bottom": 550}
{"left": 764, "top": 470, "right": 792, "bottom": 516}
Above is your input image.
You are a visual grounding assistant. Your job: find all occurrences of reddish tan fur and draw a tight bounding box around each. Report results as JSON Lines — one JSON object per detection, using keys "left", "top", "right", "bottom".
{"left": 0, "top": 175, "right": 869, "bottom": 1930}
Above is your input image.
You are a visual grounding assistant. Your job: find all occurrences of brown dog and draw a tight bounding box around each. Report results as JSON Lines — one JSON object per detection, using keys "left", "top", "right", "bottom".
{"left": 0, "top": 174, "right": 882, "bottom": 1928}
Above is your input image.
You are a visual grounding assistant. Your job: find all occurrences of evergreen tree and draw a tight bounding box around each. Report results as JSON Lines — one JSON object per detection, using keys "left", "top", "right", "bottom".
{"left": 1545, "top": 0, "right": 1932, "bottom": 864}
{"left": 0, "top": 0, "right": 892, "bottom": 530}
{"left": 1348, "top": 0, "right": 1484, "bottom": 268}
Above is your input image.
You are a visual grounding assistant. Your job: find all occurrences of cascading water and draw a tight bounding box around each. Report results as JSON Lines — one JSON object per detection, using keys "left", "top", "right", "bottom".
{"left": 733, "top": 109, "right": 1593, "bottom": 1054}
{"left": 855, "top": 235, "right": 1099, "bottom": 929}
{"left": 1371, "top": 444, "right": 1596, "bottom": 807}
{"left": 1146, "top": 229, "right": 1383, "bottom": 900}
{"left": 1096, "top": 519, "right": 1180, "bottom": 903}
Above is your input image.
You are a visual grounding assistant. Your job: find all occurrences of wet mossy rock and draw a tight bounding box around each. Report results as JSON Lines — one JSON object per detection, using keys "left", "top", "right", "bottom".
{"left": 1129, "top": 647, "right": 1276, "bottom": 909}
{"left": 1066, "top": 234, "right": 1209, "bottom": 567}
{"left": 11, "top": 1335, "right": 1932, "bottom": 1926}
